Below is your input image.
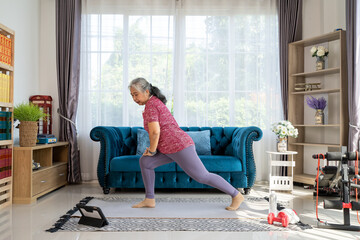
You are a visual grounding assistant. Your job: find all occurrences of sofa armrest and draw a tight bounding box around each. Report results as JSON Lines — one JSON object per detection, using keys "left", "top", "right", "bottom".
{"left": 90, "top": 126, "right": 123, "bottom": 187}
{"left": 232, "top": 126, "right": 263, "bottom": 188}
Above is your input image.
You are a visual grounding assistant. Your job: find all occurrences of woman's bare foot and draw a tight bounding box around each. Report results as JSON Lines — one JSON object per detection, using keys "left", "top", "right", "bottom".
{"left": 225, "top": 193, "right": 244, "bottom": 211}
{"left": 132, "top": 198, "right": 156, "bottom": 208}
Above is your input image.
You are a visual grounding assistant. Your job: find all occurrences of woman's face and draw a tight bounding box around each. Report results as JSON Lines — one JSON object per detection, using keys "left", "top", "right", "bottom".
{"left": 130, "top": 87, "right": 150, "bottom": 105}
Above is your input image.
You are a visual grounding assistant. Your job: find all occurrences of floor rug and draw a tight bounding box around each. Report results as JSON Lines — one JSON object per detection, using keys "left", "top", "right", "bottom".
{"left": 47, "top": 195, "right": 311, "bottom": 232}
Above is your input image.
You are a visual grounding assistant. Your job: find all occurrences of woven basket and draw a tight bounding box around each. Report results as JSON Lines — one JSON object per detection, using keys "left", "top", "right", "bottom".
{"left": 19, "top": 121, "right": 38, "bottom": 147}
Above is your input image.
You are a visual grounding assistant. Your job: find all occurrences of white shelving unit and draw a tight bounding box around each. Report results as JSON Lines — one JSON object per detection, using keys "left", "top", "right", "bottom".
{"left": 267, "top": 151, "right": 297, "bottom": 192}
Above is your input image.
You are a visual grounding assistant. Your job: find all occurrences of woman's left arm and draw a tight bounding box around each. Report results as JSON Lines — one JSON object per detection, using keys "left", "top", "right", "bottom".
{"left": 143, "top": 121, "right": 160, "bottom": 156}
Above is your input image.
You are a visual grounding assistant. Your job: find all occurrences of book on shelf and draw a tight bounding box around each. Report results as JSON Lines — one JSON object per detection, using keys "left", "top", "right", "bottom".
{"left": 0, "top": 33, "right": 12, "bottom": 66}
{"left": 0, "top": 72, "right": 10, "bottom": 102}
{"left": 0, "top": 111, "right": 11, "bottom": 140}
{"left": 0, "top": 148, "right": 12, "bottom": 180}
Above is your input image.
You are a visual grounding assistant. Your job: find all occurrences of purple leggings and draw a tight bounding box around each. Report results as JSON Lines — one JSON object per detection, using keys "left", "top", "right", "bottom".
{"left": 139, "top": 145, "right": 239, "bottom": 199}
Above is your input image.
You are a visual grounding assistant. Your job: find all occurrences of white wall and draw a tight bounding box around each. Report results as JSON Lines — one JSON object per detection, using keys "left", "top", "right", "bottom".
{"left": 39, "top": 0, "right": 59, "bottom": 138}
{"left": 0, "top": 0, "right": 40, "bottom": 144}
{"left": 0, "top": 0, "right": 59, "bottom": 140}
{"left": 0, "top": 0, "right": 40, "bottom": 103}
{"left": 302, "top": 0, "right": 346, "bottom": 175}
{"left": 303, "top": 0, "right": 346, "bottom": 39}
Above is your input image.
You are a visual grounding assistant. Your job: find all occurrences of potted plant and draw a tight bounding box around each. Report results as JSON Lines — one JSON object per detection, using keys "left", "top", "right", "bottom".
{"left": 271, "top": 121, "right": 298, "bottom": 152}
{"left": 305, "top": 96, "right": 327, "bottom": 125}
{"left": 310, "top": 45, "right": 329, "bottom": 70}
{"left": 14, "top": 102, "right": 48, "bottom": 147}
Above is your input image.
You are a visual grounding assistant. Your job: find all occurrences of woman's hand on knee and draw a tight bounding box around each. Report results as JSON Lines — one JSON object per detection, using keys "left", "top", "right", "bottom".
{"left": 143, "top": 148, "right": 150, "bottom": 156}
{"left": 143, "top": 148, "right": 157, "bottom": 157}
{"left": 143, "top": 147, "right": 156, "bottom": 156}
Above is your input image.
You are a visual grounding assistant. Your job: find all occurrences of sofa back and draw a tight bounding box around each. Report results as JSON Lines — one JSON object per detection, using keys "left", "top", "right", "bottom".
{"left": 118, "top": 126, "right": 238, "bottom": 156}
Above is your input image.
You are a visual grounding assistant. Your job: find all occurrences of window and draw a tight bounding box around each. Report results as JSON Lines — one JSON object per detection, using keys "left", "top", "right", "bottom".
{"left": 80, "top": 0, "right": 281, "bottom": 129}
{"left": 183, "top": 15, "right": 280, "bottom": 127}
{"left": 80, "top": 13, "right": 173, "bottom": 127}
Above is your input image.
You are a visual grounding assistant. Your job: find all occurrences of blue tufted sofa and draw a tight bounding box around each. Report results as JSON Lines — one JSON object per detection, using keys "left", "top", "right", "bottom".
{"left": 90, "top": 126, "right": 262, "bottom": 194}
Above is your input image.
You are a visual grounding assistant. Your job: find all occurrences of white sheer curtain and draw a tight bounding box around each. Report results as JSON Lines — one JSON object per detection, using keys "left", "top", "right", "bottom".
{"left": 355, "top": 1, "right": 360, "bottom": 152}
{"left": 79, "top": 0, "right": 282, "bottom": 181}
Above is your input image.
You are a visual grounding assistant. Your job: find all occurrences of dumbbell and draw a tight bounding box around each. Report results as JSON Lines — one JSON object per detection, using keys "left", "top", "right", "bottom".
{"left": 267, "top": 212, "right": 289, "bottom": 227}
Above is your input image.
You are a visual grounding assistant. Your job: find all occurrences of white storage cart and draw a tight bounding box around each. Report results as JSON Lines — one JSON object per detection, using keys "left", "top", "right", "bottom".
{"left": 266, "top": 151, "right": 297, "bottom": 192}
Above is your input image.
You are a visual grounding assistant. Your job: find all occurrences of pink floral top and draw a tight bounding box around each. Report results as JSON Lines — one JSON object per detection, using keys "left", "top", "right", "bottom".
{"left": 142, "top": 96, "right": 194, "bottom": 154}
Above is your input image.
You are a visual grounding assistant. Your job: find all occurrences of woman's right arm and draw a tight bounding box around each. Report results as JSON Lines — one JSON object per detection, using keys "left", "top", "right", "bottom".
{"left": 142, "top": 104, "right": 160, "bottom": 156}
{"left": 147, "top": 121, "right": 160, "bottom": 153}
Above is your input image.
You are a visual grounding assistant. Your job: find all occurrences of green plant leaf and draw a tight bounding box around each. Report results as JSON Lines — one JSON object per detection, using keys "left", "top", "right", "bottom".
{"left": 14, "top": 102, "right": 49, "bottom": 122}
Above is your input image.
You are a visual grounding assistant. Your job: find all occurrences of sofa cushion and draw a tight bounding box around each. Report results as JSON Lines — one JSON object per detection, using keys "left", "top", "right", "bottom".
{"left": 187, "top": 130, "right": 211, "bottom": 155}
{"left": 176, "top": 155, "right": 242, "bottom": 172}
{"left": 180, "top": 127, "right": 237, "bottom": 156}
{"left": 110, "top": 155, "right": 176, "bottom": 172}
{"left": 136, "top": 128, "right": 212, "bottom": 156}
{"left": 136, "top": 129, "right": 149, "bottom": 155}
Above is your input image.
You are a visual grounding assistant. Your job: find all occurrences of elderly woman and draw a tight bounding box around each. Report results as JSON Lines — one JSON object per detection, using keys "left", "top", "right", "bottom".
{"left": 128, "top": 77, "right": 244, "bottom": 211}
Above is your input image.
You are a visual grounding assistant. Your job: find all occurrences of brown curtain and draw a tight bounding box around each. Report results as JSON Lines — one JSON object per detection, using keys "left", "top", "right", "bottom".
{"left": 277, "top": 0, "right": 302, "bottom": 120}
{"left": 56, "top": 0, "right": 82, "bottom": 183}
{"left": 346, "top": 0, "right": 360, "bottom": 152}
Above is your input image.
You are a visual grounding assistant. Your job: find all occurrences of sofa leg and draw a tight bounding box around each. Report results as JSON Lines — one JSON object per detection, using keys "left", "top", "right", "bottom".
{"left": 103, "top": 187, "right": 110, "bottom": 194}
{"left": 243, "top": 188, "right": 251, "bottom": 195}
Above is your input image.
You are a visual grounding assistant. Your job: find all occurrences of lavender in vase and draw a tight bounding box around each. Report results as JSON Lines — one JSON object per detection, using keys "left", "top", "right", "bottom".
{"left": 305, "top": 96, "right": 327, "bottom": 110}
{"left": 305, "top": 96, "right": 327, "bottom": 124}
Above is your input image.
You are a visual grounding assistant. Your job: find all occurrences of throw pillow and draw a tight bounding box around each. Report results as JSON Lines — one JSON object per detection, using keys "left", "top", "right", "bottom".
{"left": 186, "top": 130, "right": 211, "bottom": 155}
{"left": 136, "top": 129, "right": 212, "bottom": 155}
{"left": 136, "top": 129, "right": 150, "bottom": 155}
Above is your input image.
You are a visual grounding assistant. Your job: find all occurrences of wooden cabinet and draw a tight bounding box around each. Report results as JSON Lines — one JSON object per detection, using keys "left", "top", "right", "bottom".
{"left": 13, "top": 142, "right": 69, "bottom": 204}
{"left": 0, "top": 23, "right": 15, "bottom": 210}
{"left": 288, "top": 30, "right": 348, "bottom": 185}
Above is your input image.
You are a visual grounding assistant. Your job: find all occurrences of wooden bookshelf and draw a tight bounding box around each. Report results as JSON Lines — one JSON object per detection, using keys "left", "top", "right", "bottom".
{"left": 291, "top": 142, "right": 341, "bottom": 148}
{"left": 0, "top": 62, "right": 13, "bottom": 72}
{"left": 293, "top": 174, "right": 316, "bottom": 185}
{"left": 294, "top": 124, "right": 340, "bottom": 127}
{"left": 291, "top": 67, "right": 340, "bottom": 77}
{"left": 288, "top": 30, "right": 348, "bottom": 185}
{"left": 291, "top": 88, "right": 340, "bottom": 95}
{"left": 0, "top": 23, "right": 14, "bottom": 210}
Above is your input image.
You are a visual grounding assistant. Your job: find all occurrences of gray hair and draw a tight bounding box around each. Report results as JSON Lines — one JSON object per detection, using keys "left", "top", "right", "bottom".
{"left": 128, "top": 77, "right": 167, "bottom": 104}
{"left": 128, "top": 77, "right": 150, "bottom": 93}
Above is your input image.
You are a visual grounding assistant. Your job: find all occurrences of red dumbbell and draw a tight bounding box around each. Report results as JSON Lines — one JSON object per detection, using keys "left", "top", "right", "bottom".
{"left": 267, "top": 212, "right": 289, "bottom": 227}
